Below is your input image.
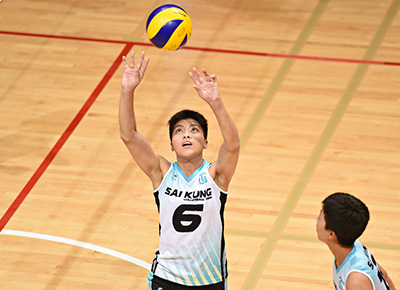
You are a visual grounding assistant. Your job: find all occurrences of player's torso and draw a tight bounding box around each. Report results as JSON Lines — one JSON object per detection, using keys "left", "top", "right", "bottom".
{"left": 152, "top": 160, "right": 228, "bottom": 286}
{"left": 333, "top": 241, "right": 391, "bottom": 290}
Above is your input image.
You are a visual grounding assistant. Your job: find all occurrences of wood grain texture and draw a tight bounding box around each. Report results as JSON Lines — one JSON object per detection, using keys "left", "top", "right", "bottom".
{"left": 1, "top": 0, "right": 399, "bottom": 289}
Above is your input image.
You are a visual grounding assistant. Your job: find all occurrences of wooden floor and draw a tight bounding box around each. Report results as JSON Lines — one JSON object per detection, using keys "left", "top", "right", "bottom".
{"left": 1, "top": 0, "right": 399, "bottom": 289}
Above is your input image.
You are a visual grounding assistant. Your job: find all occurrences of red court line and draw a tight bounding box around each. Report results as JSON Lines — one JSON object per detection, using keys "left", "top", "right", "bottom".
{"left": 184, "top": 46, "right": 400, "bottom": 66}
{"left": 1, "top": 30, "right": 399, "bottom": 66}
{"left": 0, "top": 43, "right": 134, "bottom": 231}
{"left": 0, "top": 28, "right": 398, "bottom": 230}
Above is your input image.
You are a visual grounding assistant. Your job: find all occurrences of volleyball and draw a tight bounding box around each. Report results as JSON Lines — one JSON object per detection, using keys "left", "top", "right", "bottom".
{"left": 146, "top": 4, "right": 192, "bottom": 51}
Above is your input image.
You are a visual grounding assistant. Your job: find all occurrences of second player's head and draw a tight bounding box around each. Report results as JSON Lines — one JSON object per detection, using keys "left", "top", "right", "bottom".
{"left": 322, "top": 192, "right": 370, "bottom": 247}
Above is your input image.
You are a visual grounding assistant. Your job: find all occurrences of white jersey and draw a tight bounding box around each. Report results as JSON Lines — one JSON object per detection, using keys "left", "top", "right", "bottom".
{"left": 333, "top": 240, "right": 391, "bottom": 290}
{"left": 149, "top": 160, "right": 228, "bottom": 286}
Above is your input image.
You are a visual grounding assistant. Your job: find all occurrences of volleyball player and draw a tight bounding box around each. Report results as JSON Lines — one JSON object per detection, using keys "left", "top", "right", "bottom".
{"left": 317, "top": 192, "right": 397, "bottom": 290}
{"left": 119, "top": 51, "right": 240, "bottom": 289}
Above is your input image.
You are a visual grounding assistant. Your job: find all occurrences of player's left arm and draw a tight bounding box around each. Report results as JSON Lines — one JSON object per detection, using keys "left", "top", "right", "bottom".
{"left": 189, "top": 67, "right": 240, "bottom": 191}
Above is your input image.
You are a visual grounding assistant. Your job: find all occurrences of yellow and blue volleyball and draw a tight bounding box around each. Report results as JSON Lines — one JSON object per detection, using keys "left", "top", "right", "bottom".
{"left": 146, "top": 4, "right": 192, "bottom": 51}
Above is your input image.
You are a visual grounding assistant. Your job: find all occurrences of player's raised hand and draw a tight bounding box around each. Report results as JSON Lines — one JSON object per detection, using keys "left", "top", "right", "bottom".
{"left": 121, "top": 51, "right": 149, "bottom": 93}
{"left": 189, "top": 67, "right": 221, "bottom": 104}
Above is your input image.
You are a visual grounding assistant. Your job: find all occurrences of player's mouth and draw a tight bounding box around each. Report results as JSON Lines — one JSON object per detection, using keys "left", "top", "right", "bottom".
{"left": 182, "top": 141, "right": 192, "bottom": 147}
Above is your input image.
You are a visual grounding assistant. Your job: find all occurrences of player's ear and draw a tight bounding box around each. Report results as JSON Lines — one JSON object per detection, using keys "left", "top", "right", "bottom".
{"left": 170, "top": 142, "right": 175, "bottom": 152}
{"left": 204, "top": 139, "right": 208, "bottom": 149}
{"left": 329, "top": 230, "right": 337, "bottom": 241}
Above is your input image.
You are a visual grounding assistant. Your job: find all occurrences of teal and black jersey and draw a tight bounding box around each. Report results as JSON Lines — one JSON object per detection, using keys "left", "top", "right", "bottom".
{"left": 333, "top": 240, "right": 391, "bottom": 290}
{"left": 149, "top": 160, "right": 228, "bottom": 286}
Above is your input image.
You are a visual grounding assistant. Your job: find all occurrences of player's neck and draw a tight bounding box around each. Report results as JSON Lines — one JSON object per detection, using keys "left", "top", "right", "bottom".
{"left": 331, "top": 243, "right": 354, "bottom": 269}
{"left": 176, "top": 157, "right": 204, "bottom": 178}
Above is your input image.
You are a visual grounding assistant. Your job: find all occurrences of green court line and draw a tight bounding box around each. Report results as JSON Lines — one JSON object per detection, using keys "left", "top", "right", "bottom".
{"left": 240, "top": 0, "right": 330, "bottom": 149}
{"left": 225, "top": 229, "right": 400, "bottom": 251}
{"left": 226, "top": 229, "right": 268, "bottom": 238}
{"left": 240, "top": 0, "right": 400, "bottom": 289}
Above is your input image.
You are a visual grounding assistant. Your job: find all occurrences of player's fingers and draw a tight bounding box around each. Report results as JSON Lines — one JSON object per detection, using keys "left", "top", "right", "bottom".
{"left": 122, "top": 56, "right": 128, "bottom": 68}
{"left": 140, "top": 57, "right": 150, "bottom": 76}
{"left": 188, "top": 71, "right": 199, "bottom": 85}
{"left": 192, "top": 67, "right": 205, "bottom": 83}
{"left": 202, "top": 69, "right": 217, "bottom": 82}
{"left": 130, "top": 51, "right": 135, "bottom": 68}
{"left": 136, "top": 51, "right": 145, "bottom": 69}
{"left": 202, "top": 69, "right": 212, "bottom": 82}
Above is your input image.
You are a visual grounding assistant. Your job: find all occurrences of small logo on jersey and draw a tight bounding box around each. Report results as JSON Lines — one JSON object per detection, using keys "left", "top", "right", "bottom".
{"left": 172, "top": 174, "right": 177, "bottom": 181}
{"left": 199, "top": 172, "right": 207, "bottom": 184}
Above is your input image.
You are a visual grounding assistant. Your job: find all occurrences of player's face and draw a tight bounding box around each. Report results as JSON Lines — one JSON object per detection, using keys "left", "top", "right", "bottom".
{"left": 170, "top": 118, "right": 208, "bottom": 157}
{"left": 316, "top": 210, "right": 330, "bottom": 243}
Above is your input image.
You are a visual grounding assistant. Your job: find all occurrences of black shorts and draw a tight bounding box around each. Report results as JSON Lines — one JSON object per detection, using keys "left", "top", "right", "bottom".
{"left": 150, "top": 275, "right": 226, "bottom": 290}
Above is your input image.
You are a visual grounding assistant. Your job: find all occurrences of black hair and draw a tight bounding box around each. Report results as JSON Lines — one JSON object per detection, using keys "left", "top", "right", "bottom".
{"left": 168, "top": 109, "right": 208, "bottom": 141}
{"left": 322, "top": 192, "right": 370, "bottom": 247}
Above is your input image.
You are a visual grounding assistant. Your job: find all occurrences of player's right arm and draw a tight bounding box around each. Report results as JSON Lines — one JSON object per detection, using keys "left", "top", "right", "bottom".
{"left": 119, "top": 51, "right": 169, "bottom": 189}
{"left": 189, "top": 67, "right": 240, "bottom": 191}
{"left": 346, "top": 267, "right": 397, "bottom": 290}
{"left": 346, "top": 272, "right": 373, "bottom": 290}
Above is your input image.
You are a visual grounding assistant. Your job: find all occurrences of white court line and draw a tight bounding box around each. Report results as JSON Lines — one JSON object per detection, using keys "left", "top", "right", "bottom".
{"left": 1, "top": 229, "right": 151, "bottom": 270}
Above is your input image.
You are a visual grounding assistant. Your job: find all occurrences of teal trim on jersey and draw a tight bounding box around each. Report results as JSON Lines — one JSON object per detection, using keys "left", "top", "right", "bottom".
{"left": 147, "top": 271, "right": 153, "bottom": 290}
{"left": 334, "top": 244, "right": 356, "bottom": 273}
{"left": 198, "top": 262, "right": 215, "bottom": 285}
{"left": 176, "top": 234, "right": 223, "bottom": 285}
{"left": 179, "top": 257, "right": 198, "bottom": 285}
{"left": 165, "top": 260, "right": 182, "bottom": 284}
{"left": 205, "top": 223, "right": 225, "bottom": 281}
{"left": 187, "top": 224, "right": 223, "bottom": 284}
{"left": 173, "top": 159, "right": 208, "bottom": 183}
{"left": 333, "top": 240, "right": 390, "bottom": 290}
